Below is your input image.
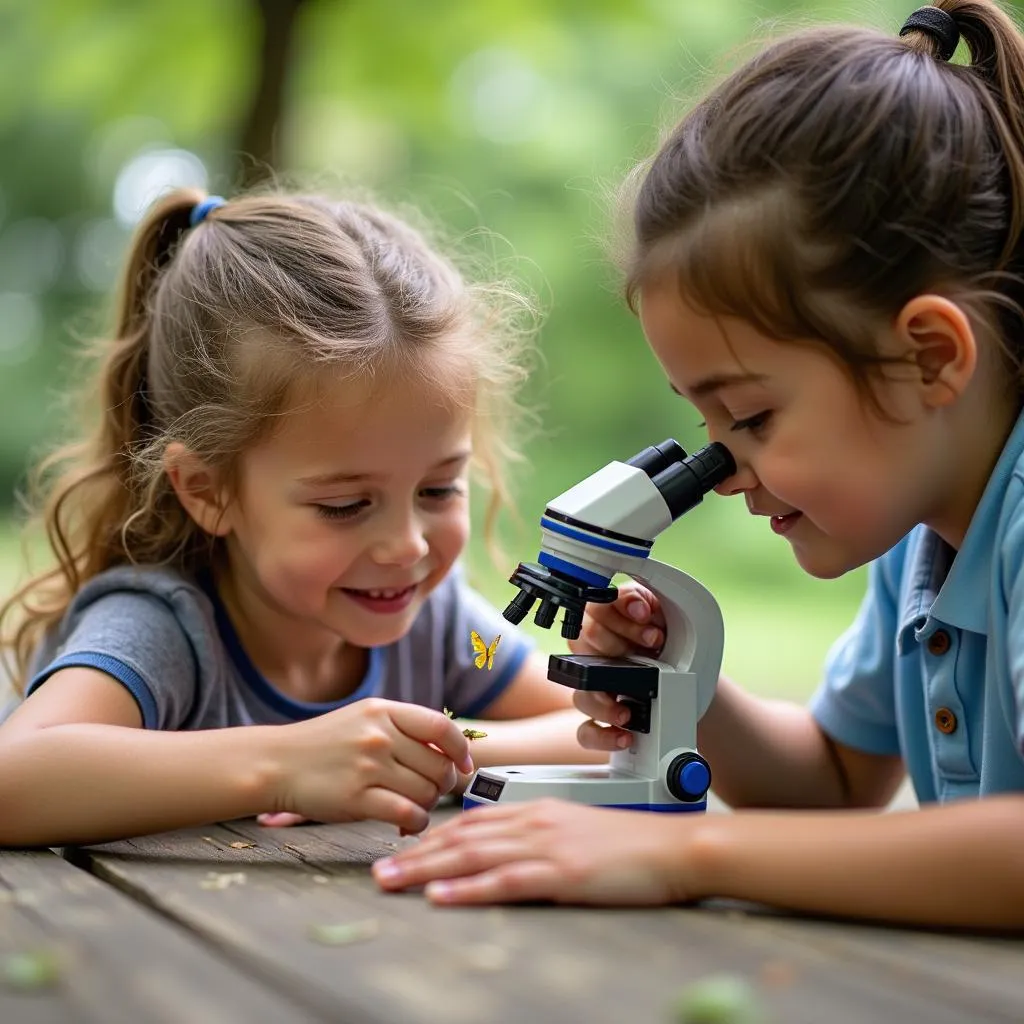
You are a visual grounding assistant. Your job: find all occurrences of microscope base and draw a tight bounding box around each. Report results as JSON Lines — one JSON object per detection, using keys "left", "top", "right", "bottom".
{"left": 463, "top": 765, "right": 706, "bottom": 813}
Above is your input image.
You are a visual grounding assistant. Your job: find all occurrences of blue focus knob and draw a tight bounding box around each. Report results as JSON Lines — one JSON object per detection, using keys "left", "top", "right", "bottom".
{"left": 666, "top": 753, "right": 712, "bottom": 802}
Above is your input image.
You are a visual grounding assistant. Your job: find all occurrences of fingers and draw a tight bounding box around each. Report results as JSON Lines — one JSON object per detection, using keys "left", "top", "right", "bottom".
{"left": 569, "top": 583, "right": 665, "bottom": 657}
{"left": 374, "top": 836, "right": 528, "bottom": 891}
{"left": 388, "top": 702, "right": 474, "bottom": 775}
{"left": 379, "top": 758, "right": 450, "bottom": 813}
{"left": 372, "top": 804, "right": 565, "bottom": 904}
{"left": 257, "top": 812, "right": 308, "bottom": 827}
{"left": 360, "top": 787, "right": 431, "bottom": 835}
{"left": 569, "top": 615, "right": 636, "bottom": 658}
{"left": 573, "top": 690, "right": 627, "bottom": 725}
{"left": 573, "top": 691, "right": 632, "bottom": 750}
{"left": 577, "top": 716, "right": 633, "bottom": 751}
{"left": 424, "top": 862, "right": 561, "bottom": 905}
{"left": 396, "top": 802, "right": 526, "bottom": 850}
{"left": 391, "top": 736, "right": 460, "bottom": 797}
{"left": 378, "top": 846, "right": 562, "bottom": 905}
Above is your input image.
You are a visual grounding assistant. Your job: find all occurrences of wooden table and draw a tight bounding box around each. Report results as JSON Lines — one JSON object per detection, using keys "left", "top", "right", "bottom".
{"left": 2, "top": 800, "right": 1022, "bottom": 1024}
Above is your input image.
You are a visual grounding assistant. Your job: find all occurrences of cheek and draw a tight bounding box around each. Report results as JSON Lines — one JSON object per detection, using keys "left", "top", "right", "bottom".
{"left": 441, "top": 509, "right": 470, "bottom": 552}
{"left": 260, "top": 515, "right": 349, "bottom": 582}
{"left": 802, "top": 459, "right": 901, "bottom": 540}
{"left": 429, "top": 508, "right": 470, "bottom": 565}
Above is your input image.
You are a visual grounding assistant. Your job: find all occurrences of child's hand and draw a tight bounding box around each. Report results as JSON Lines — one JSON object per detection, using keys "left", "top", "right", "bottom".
{"left": 273, "top": 699, "right": 474, "bottom": 835}
{"left": 567, "top": 581, "right": 665, "bottom": 657}
{"left": 257, "top": 812, "right": 309, "bottom": 827}
{"left": 567, "top": 581, "right": 665, "bottom": 752}
{"left": 372, "top": 798, "right": 694, "bottom": 905}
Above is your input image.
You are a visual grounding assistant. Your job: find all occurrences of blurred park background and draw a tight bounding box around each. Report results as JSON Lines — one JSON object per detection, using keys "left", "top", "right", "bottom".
{"left": 0, "top": 0, "right": 976, "bottom": 701}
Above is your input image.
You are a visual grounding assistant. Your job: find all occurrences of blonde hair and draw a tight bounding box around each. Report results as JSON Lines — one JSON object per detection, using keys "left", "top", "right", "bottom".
{"left": 1, "top": 188, "right": 534, "bottom": 689}
{"left": 624, "top": 0, "right": 1024, "bottom": 407}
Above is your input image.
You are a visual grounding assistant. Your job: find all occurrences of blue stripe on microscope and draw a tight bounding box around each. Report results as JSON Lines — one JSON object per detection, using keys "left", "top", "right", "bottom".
{"left": 540, "top": 517, "right": 651, "bottom": 558}
{"left": 463, "top": 797, "right": 707, "bottom": 813}
{"left": 538, "top": 552, "right": 611, "bottom": 588}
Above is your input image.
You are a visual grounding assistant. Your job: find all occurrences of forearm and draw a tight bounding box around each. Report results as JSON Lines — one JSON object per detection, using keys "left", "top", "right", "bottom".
{"left": 682, "top": 796, "right": 1024, "bottom": 930}
{"left": 462, "top": 708, "right": 606, "bottom": 768}
{"left": 698, "top": 675, "right": 848, "bottom": 808}
{"left": 451, "top": 709, "right": 606, "bottom": 794}
{"left": 0, "top": 724, "right": 285, "bottom": 847}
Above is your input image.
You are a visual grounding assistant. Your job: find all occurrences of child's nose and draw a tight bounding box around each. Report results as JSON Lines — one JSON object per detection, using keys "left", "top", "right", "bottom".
{"left": 371, "top": 515, "right": 430, "bottom": 566}
{"left": 713, "top": 458, "right": 757, "bottom": 497}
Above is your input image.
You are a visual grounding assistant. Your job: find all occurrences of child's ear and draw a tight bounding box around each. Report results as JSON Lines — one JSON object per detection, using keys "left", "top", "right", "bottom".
{"left": 895, "top": 295, "right": 977, "bottom": 407}
{"left": 164, "top": 443, "right": 233, "bottom": 537}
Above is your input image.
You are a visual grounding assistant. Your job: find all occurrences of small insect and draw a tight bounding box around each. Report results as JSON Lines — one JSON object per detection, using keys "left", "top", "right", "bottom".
{"left": 444, "top": 706, "right": 488, "bottom": 741}
{"left": 470, "top": 630, "right": 501, "bottom": 670}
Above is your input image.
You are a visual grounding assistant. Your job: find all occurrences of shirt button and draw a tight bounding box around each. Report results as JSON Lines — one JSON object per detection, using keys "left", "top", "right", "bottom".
{"left": 927, "top": 630, "right": 951, "bottom": 656}
{"left": 934, "top": 707, "right": 957, "bottom": 734}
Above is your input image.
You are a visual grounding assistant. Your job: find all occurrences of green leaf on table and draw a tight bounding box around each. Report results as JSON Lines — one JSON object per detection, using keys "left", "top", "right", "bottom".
{"left": 673, "top": 974, "right": 761, "bottom": 1024}
{"left": 1, "top": 951, "right": 61, "bottom": 991}
{"left": 307, "top": 919, "right": 380, "bottom": 946}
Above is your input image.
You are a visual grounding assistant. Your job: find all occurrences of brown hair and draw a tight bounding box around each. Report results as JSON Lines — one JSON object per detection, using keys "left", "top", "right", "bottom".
{"left": 624, "top": 0, "right": 1024, "bottom": 400}
{"left": 1, "top": 189, "right": 535, "bottom": 688}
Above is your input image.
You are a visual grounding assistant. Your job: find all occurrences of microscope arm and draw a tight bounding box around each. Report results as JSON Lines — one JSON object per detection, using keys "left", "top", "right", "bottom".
{"left": 629, "top": 557, "right": 723, "bottom": 722}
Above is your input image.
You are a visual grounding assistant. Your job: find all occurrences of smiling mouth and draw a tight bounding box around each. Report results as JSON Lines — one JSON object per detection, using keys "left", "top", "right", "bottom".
{"left": 342, "top": 586, "right": 417, "bottom": 599}
{"left": 769, "top": 511, "right": 803, "bottom": 535}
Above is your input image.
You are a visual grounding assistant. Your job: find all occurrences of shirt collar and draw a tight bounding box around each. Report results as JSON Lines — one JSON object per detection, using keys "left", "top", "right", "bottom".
{"left": 896, "top": 408, "right": 1024, "bottom": 647}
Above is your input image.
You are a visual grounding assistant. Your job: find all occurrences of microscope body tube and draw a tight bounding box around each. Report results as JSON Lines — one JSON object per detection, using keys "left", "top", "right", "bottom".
{"left": 538, "top": 459, "right": 723, "bottom": 724}
{"left": 545, "top": 462, "right": 672, "bottom": 551}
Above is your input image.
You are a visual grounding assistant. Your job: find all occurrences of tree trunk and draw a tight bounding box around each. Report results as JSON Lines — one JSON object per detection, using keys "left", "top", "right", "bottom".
{"left": 238, "top": 0, "right": 309, "bottom": 187}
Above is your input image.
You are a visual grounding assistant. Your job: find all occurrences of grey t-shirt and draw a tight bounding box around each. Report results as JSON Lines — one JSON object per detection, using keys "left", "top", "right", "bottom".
{"left": 13, "top": 565, "right": 532, "bottom": 729}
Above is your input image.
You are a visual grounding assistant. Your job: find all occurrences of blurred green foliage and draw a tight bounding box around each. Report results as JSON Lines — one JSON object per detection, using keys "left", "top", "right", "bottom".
{"left": 2, "top": 0, "right": 1004, "bottom": 698}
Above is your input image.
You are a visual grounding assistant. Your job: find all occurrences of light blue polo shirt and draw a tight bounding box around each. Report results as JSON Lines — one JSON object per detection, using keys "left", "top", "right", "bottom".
{"left": 810, "top": 411, "right": 1024, "bottom": 804}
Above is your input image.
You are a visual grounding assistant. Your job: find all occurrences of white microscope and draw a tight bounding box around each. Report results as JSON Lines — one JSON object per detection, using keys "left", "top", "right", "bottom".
{"left": 464, "top": 440, "right": 735, "bottom": 813}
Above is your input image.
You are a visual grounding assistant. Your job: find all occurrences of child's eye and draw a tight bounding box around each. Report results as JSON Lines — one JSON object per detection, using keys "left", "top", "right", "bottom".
{"left": 730, "top": 411, "right": 772, "bottom": 435}
{"left": 420, "top": 485, "right": 464, "bottom": 501}
{"left": 314, "top": 500, "right": 369, "bottom": 521}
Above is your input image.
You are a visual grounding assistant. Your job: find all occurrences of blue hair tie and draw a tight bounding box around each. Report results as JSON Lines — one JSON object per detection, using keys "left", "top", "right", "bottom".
{"left": 190, "top": 196, "right": 226, "bottom": 227}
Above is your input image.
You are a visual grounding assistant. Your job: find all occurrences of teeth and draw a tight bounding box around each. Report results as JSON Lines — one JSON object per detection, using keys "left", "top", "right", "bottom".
{"left": 367, "top": 588, "right": 404, "bottom": 599}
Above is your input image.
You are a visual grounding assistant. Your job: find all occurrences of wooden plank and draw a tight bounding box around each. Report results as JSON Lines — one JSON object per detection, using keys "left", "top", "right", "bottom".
{"left": 68, "top": 813, "right": 1024, "bottom": 1024}
{"left": 0, "top": 848, "right": 320, "bottom": 1024}
{"left": 0, "top": 856, "right": 87, "bottom": 1024}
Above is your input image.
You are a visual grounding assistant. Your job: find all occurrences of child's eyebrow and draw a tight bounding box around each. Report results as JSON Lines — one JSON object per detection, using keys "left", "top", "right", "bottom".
{"left": 670, "top": 372, "right": 768, "bottom": 398}
{"left": 296, "top": 451, "right": 471, "bottom": 487}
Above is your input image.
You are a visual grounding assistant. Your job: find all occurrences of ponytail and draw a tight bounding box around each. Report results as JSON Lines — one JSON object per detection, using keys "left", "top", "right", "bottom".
{"left": 905, "top": 2, "right": 1024, "bottom": 263}
{"left": 0, "top": 188, "right": 205, "bottom": 689}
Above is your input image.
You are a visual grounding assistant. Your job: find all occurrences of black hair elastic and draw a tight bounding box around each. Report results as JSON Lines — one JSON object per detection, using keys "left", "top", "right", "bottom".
{"left": 899, "top": 6, "right": 960, "bottom": 62}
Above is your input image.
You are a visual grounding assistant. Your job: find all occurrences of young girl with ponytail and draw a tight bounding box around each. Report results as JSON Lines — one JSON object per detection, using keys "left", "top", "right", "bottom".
{"left": 375, "top": 2, "right": 1024, "bottom": 931}
{"left": 0, "top": 191, "right": 597, "bottom": 846}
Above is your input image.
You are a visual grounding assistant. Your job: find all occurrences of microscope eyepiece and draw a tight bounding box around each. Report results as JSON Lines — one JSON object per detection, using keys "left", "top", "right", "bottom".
{"left": 651, "top": 442, "right": 736, "bottom": 521}
{"left": 625, "top": 439, "right": 687, "bottom": 479}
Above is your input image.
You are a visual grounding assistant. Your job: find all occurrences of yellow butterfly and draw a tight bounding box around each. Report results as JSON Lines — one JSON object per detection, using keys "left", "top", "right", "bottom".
{"left": 470, "top": 630, "right": 501, "bottom": 670}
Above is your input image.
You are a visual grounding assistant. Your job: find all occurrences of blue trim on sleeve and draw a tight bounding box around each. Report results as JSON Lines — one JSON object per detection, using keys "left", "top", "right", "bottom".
{"left": 203, "top": 576, "right": 384, "bottom": 720}
{"left": 459, "top": 641, "right": 531, "bottom": 718}
{"left": 27, "top": 652, "right": 160, "bottom": 729}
